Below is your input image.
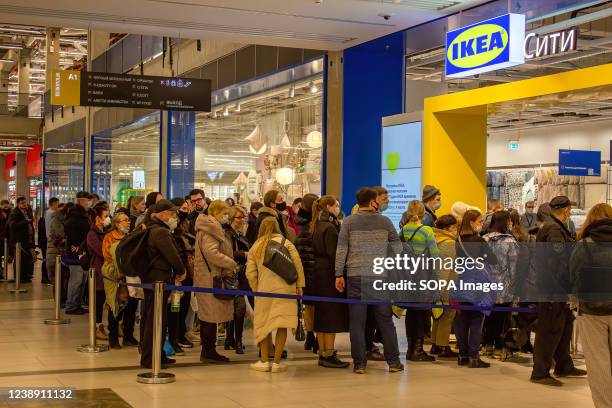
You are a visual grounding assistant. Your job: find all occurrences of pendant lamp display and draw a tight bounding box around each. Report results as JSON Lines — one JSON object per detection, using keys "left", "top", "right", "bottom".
{"left": 245, "top": 125, "right": 267, "bottom": 154}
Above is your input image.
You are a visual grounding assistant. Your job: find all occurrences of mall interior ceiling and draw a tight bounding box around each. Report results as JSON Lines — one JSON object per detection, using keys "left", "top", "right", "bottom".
{"left": 406, "top": 2, "right": 612, "bottom": 131}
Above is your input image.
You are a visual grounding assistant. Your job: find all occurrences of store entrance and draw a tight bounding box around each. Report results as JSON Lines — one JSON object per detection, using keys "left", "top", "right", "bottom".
{"left": 485, "top": 85, "right": 612, "bottom": 230}
{"left": 422, "top": 63, "right": 612, "bottom": 214}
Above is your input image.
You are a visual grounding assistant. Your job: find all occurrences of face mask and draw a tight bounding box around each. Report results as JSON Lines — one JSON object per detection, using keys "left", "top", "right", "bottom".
{"left": 103, "top": 216, "right": 111, "bottom": 227}
{"left": 178, "top": 211, "right": 189, "bottom": 221}
{"left": 119, "top": 225, "right": 130, "bottom": 234}
{"left": 164, "top": 217, "right": 178, "bottom": 231}
{"left": 331, "top": 207, "right": 340, "bottom": 217}
{"left": 433, "top": 201, "right": 441, "bottom": 211}
{"left": 220, "top": 215, "right": 229, "bottom": 225}
{"left": 276, "top": 201, "right": 287, "bottom": 212}
{"left": 473, "top": 225, "right": 482, "bottom": 234}
{"left": 378, "top": 203, "right": 389, "bottom": 213}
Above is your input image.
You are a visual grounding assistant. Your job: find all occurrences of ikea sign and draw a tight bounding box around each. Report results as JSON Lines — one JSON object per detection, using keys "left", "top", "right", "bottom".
{"left": 446, "top": 13, "right": 525, "bottom": 79}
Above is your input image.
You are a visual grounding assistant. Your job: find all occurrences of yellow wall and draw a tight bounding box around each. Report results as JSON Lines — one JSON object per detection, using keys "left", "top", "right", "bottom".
{"left": 423, "top": 63, "right": 612, "bottom": 215}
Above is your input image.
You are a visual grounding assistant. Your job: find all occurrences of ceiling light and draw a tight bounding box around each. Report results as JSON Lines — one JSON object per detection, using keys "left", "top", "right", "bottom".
{"left": 275, "top": 167, "right": 295, "bottom": 185}
{"left": 223, "top": 106, "right": 229, "bottom": 117}
{"left": 235, "top": 102, "right": 241, "bottom": 113}
{"left": 288, "top": 86, "right": 295, "bottom": 98}
{"left": 0, "top": 27, "right": 42, "bottom": 35}
{"left": 0, "top": 43, "right": 23, "bottom": 50}
{"left": 309, "top": 81, "right": 318, "bottom": 93}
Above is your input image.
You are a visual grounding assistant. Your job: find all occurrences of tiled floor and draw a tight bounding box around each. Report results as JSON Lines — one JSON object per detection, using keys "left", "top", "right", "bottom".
{"left": 0, "top": 263, "right": 595, "bottom": 408}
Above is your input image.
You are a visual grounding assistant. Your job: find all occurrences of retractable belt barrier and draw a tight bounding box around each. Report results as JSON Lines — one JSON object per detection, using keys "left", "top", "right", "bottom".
{"left": 115, "top": 279, "right": 537, "bottom": 313}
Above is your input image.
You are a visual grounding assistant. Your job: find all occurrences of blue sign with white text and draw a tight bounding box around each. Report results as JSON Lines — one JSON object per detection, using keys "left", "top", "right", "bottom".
{"left": 559, "top": 149, "right": 601, "bottom": 177}
{"left": 445, "top": 13, "right": 525, "bottom": 79}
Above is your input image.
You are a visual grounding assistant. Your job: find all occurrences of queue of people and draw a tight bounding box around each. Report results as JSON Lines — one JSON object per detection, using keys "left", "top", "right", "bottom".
{"left": 29, "top": 182, "right": 612, "bottom": 408}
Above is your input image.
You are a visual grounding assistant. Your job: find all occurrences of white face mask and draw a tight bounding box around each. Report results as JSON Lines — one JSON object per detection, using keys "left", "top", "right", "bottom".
{"left": 119, "top": 225, "right": 130, "bottom": 234}
{"left": 220, "top": 214, "right": 230, "bottom": 225}
{"left": 328, "top": 206, "right": 340, "bottom": 217}
{"left": 164, "top": 217, "right": 178, "bottom": 231}
{"left": 103, "top": 216, "right": 111, "bottom": 227}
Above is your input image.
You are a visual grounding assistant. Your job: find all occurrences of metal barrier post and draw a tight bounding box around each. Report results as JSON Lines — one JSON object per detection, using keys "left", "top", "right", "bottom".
{"left": 0, "top": 238, "right": 9, "bottom": 282}
{"left": 9, "top": 242, "right": 27, "bottom": 293}
{"left": 77, "top": 268, "right": 108, "bottom": 353}
{"left": 44, "top": 256, "right": 70, "bottom": 325}
{"left": 137, "top": 281, "right": 175, "bottom": 384}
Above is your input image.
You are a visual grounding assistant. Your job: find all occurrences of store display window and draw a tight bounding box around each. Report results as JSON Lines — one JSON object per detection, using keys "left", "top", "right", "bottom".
{"left": 194, "top": 60, "right": 324, "bottom": 207}
{"left": 92, "top": 112, "right": 160, "bottom": 210}
{"left": 44, "top": 138, "right": 85, "bottom": 203}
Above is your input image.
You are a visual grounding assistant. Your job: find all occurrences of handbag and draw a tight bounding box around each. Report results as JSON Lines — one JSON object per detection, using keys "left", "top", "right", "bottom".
{"left": 198, "top": 241, "right": 237, "bottom": 301}
{"left": 263, "top": 236, "right": 298, "bottom": 284}
{"left": 295, "top": 299, "right": 306, "bottom": 342}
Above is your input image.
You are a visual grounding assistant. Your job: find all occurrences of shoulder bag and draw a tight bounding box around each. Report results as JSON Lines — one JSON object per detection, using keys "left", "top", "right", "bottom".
{"left": 198, "top": 235, "right": 238, "bottom": 301}
{"left": 263, "top": 236, "right": 298, "bottom": 284}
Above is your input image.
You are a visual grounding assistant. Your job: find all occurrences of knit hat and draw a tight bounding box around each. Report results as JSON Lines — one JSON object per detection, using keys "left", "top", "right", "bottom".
{"left": 300, "top": 193, "right": 319, "bottom": 214}
{"left": 450, "top": 201, "right": 468, "bottom": 219}
{"left": 422, "top": 185, "right": 440, "bottom": 202}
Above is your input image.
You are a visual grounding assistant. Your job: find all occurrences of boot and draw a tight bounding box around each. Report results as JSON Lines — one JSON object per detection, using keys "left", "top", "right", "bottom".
{"left": 312, "top": 334, "right": 319, "bottom": 355}
{"left": 438, "top": 346, "right": 459, "bottom": 358}
{"left": 235, "top": 340, "right": 244, "bottom": 355}
{"left": 468, "top": 358, "right": 490, "bottom": 368}
{"left": 304, "top": 331, "right": 315, "bottom": 351}
{"left": 201, "top": 349, "right": 230, "bottom": 363}
{"left": 409, "top": 337, "right": 435, "bottom": 362}
{"left": 224, "top": 321, "right": 235, "bottom": 350}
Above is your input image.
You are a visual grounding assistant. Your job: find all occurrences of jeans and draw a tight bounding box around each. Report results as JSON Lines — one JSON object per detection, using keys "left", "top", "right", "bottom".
{"left": 454, "top": 310, "right": 484, "bottom": 359}
{"left": 66, "top": 264, "right": 87, "bottom": 311}
{"left": 347, "top": 277, "right": 400, "bottom": 367}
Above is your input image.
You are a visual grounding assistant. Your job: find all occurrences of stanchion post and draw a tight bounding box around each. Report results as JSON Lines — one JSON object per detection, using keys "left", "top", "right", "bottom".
{"left": 9, "top": 242, "right": 26, "bottom": 293}
{"left": 77, "top": 268, "right": 108, "bottom": 353}
{"left": 137, "top": 281, "right": 175, "bottom": 384}
{"left": 0, "top": 238, "right": 9, "bottom": 282}
{"left": 44, "top": 256, "right": 70, "bottom": 325}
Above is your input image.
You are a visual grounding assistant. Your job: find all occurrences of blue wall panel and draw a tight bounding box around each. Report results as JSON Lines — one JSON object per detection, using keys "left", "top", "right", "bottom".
{"left": 342, "top": 31, "right": 405, "bottom": 213}
{"left": 168, "top": 111, "right": 195, "bottom": 199}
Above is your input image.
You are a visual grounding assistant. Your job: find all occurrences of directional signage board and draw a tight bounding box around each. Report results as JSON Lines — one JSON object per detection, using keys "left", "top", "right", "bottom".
{"left": 51, "top": 70, "right": 211, "bottom": 112}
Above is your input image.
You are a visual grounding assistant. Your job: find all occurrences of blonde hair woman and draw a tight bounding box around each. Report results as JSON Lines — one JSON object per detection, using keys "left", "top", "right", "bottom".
{"left": 577, "top": 203, "right": 612, "bottom": 240}
{"left": 246, "top": 216, "right": 305, "bottom": 373}
{"left": 193, "top": 200, "right": 237, "bottom": 363}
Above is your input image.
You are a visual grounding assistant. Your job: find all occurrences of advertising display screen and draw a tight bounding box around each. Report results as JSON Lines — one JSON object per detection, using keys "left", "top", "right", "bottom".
{"left": 381, "top": 121, "right": 422, "bottom": 229}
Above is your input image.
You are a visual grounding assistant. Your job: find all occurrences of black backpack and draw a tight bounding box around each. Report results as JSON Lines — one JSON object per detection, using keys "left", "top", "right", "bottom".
{"left": 116, "top": 228, "right": 152, "bottom": 278}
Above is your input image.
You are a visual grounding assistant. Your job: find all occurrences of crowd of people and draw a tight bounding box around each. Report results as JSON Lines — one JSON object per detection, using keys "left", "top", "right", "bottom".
{"left": 7, "top": 182, "right": 612, "bottom": 408}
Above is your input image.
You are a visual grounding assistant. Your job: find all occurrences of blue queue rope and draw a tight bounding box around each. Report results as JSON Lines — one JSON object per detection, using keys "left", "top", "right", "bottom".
{"left": 110, "top": 279, "right": 537, "bottom": 313}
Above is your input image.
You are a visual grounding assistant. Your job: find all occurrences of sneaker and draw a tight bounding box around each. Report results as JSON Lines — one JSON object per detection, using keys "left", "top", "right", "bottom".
{"left": 96, "top": 324, "right": 108, "bottom": 341}
{"left": 271, "top": 362, "right": 287, "bottom": 373}
{"left": 178, "top": 338, "right": 194, "bottom": 348}
{"left": 319, "top": 352, "right": 350, "bottom": 368}
{"left": 353, "top": 364, "right": 366, "bottom": 374}
{"left": 388, "top": 362, "right": 404, "bottom": 373}
{"left": 531, "top": 376, "right": 563, "bottom": 387}
{"left": 250, "top": 360, "right": 271, "bottom": 372}
{"left": 555, "top": 368, "right": 587, "bottom": 377}
{"left": 366, "top": 349, "right": 385, "bottom": 361}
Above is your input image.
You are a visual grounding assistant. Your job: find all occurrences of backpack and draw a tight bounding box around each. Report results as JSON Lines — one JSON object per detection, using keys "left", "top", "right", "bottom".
{"left": 115, "top": 228, "right": 152, "bottom": 278}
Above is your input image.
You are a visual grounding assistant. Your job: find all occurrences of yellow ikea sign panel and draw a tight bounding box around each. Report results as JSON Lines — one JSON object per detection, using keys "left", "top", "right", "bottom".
{"left": 50, "top": 69, "right": 81, "bottom": 106}
{"left": 447, "top": 24, "right": 509, "bottom": 69}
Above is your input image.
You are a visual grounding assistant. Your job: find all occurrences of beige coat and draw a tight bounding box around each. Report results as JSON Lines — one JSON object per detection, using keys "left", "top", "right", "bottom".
{"left": 246, "top": 234, "right": 305, "bottom": 344}
{"left": 193, "top": 214, "right": 237, "bottom": 323}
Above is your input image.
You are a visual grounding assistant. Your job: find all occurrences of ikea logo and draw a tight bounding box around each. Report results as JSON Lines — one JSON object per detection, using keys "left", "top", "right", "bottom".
{"left": 446, "top": 14, "right": 525, "bottom": 79}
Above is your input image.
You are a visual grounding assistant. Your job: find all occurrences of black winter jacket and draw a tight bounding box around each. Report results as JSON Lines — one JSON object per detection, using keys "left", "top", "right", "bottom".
{"left": 535, "top": 216, "right": 575, "bottom": 300}
{"left": 223, "top": 224, "right": 251, "bottom": 290}
{"left": 245, "top": 213, "right": 259, "bottom": 246}
{"left": 570, "top": 219, "right": 612, "bottom": 315}
{"left": 64, "top": 205, "right": 91, "bottom": 260}
{"left": 294, "top": 208, "right": 315, "bottom": 298}
{"left": 143, "top": 219, "right": 186, "bottom": 284}
{"left": 8, "top": 207, "right": 34, "bottom": 248}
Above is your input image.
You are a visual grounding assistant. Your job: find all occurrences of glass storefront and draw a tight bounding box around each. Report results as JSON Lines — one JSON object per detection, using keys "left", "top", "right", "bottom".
{"left": 194, "top": 63, "right": 324, "bottom": 207}
{"left": 44, "top": 138, "right": 85, "bottom": 203}
{"left": 92, "top": 112, "right": 160, "bottom": 210}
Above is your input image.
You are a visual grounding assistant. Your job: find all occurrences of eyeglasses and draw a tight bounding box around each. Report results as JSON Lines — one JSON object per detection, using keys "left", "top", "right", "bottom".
{"left": 192, "top": 198, "right": 204, "bottom": 204}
